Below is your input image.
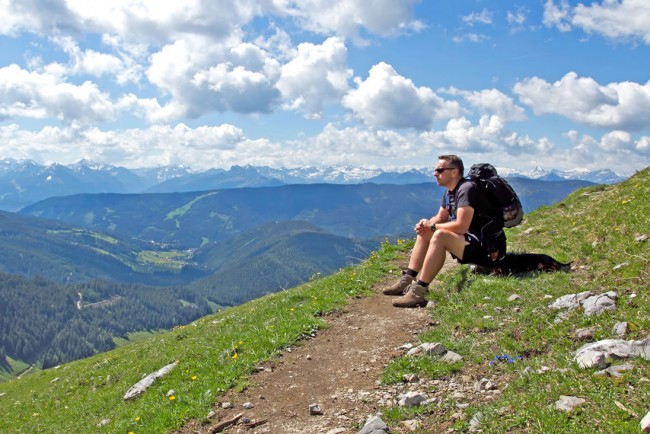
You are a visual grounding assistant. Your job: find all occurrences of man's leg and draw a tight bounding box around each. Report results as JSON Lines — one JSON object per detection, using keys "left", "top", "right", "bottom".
{"left": 393, "top": 230, "right": 468, "bottom": 308}
{"left": 407, "top": 230, "right": 434, "bottom": 272}
{"left": 417, "top": 230, "right": 467, "bottom": 283}
{"left": 383, "top": 231, "right": 433, "bottom": 295}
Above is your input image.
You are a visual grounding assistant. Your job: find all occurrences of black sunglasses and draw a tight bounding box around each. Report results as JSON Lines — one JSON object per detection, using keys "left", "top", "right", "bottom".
{"left": 434, "top": 167, "right": 457, "bottom": 174}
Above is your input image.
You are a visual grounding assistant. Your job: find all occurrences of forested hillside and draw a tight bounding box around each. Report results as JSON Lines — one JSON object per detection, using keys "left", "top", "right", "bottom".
{"left": 0, "top": 273, "right": 211, "bottom": 373}
{"left": 189, "top": 221, "right": 377, "bottom": 305}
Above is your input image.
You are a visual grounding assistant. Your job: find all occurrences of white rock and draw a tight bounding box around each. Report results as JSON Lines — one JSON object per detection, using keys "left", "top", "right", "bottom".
{"left": 593, "top": 363, "right": 634, "bottom": 378}
{"left": 406, "top": 347, "right": 422, "bottom": 356}
{"left": 398, "top": 391, "right": 427, "bottom": 407}
{"left": 475, "top": 378, "right": 497, "bottom": 391}
{"left": 403, "top": 374, "right": 419, "bottom": 383}
{"left": 582, "top": 293, "right": 617, "bottom": 316}
{"left": 358, "top": 415, "right": 388, "bottom": 434}
{"left": 555, "top": 395, "right": 586, "bottom": 412}
{"left": 549, "top": 291, "right": 592, "bottom": 310}
{"left": 613, "top": 322, "right": 629, "bottom": 337}
{"left": 420, "top": 342, "right": 447, "bottom": 357}
{"left": 641, "top": 411, "right": 650, "bottom": 432}
{"left": 576, "top": 338, "right": 650, "bottom": 362}
{"left": 441, "top": 351, "right": 463, "bottom": 363}
{"left": 508, "top": 294, "right": 521, "bottom": 302}
{"left": 401, "top": 419, "right": 421, "bottom": 431}
{"left": 575, "top": 327, "right": 595, "bottom": 340}
{"left": 123, "top": 361, "right": 178, "bottom": 400}
{"left": 575, "top": 350, "right": 607, "bottom": 369}
{"left": 469, "top": 412, "right": 483, "bottom": 432}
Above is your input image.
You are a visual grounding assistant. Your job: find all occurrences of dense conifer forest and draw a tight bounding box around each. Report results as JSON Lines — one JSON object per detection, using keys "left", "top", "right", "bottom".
{"left": 0, "top": 273, "right": 211, "bottom": 370}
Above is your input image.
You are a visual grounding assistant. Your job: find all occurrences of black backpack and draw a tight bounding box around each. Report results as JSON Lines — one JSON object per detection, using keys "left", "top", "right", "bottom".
{"left": 467, "top": 163, "right": 524, "bottom": 228}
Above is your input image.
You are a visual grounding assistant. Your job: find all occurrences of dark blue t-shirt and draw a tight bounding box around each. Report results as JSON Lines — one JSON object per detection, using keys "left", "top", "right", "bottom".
{"left": 441, "top": 178, "right": 504, "bottom": 240}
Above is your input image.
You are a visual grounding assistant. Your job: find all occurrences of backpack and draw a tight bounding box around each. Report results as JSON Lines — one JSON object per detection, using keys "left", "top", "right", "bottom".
{"left": 467, "top": 163, "right": 524, "bottom": 228}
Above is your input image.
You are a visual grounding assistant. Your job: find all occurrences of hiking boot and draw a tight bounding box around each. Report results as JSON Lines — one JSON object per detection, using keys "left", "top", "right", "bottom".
{"left": 392, "top": 282, "right": 428, "bottom": 308}
{"left": 382, "top": 272, "right": 414, "bottom": 296}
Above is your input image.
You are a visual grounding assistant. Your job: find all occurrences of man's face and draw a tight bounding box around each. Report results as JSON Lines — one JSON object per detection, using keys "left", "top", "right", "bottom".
{"left": 433, "top": 159, "right": 458, "bottom": 186}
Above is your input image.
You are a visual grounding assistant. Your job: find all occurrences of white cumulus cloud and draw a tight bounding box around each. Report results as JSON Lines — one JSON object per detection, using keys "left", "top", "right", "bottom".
{"left": 343, "top": 62, "right": 460, "bottom": 130}
{"left": 544, "top": 0, "right": 650, "bottom": 44}
{"left": 277, "top": 37, "right": 352, "bottom": 118}
{"left": 514, "top": 72, "right": 650, "bottom": 131}
{"left": 0, "top": 64, "right": 116, "bottom": 124}
{"left": 281, "top": 0, "right": 424, "bottom": 44}
{"left": 445, "top": 87, "right": 527, "bottom": 122}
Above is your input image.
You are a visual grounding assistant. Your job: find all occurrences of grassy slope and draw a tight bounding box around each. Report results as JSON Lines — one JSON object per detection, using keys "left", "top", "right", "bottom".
{"left": 391, "top": 167, "right": 649, "bottom": 432}
{"left": 0, "top": 168, "right": 647, "bottom": 433}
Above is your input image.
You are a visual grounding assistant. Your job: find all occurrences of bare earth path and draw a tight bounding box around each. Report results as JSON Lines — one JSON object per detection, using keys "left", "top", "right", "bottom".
{"left": 180, "top": 258, "right": 457, "bottom": 434}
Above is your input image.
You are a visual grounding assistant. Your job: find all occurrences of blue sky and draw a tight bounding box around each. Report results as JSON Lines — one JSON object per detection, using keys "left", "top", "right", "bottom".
{"left": 0, "top": 0, "right": 649, "bottom": 176}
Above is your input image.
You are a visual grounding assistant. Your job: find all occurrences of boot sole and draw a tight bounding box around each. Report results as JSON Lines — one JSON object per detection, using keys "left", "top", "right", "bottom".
{"left": 392, "top": 301, "right": 427, "bottom": 308}
{"left": 382, "top": 290, "right": 406, "bottom": 296}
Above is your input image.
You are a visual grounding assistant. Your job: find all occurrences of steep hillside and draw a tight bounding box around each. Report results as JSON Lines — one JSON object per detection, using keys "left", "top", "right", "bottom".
{"left": 0, "top": 274, "right": 212, "bottom": 376}
{"left": 0, "top": 168, "right": 646, "bottom": 433}
{"left": 189, "top": 220, "right": 377, "bottom": 306}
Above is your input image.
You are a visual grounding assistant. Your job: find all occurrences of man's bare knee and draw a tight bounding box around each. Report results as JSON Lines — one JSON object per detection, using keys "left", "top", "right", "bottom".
{"left": 429, "top": 229, "right": 451, "bottom": 246}
{"left": 430, "top": 230, "right": 467, "bottom": 255}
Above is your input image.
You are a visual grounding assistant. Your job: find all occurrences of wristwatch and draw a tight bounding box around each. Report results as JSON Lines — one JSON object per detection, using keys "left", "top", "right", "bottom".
{"left": 431, "top": 223, "right": 436, "bottom": 232}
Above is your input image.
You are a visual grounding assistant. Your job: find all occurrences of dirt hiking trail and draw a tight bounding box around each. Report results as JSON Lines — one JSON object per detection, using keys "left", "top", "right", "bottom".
{"left": 178, "top": 257, "right": 460, "bottom": 434}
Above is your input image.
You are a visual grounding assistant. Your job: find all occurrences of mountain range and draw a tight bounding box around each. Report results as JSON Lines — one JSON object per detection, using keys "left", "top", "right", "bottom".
{"left": 0, "top": 158, "right": 626, "bottom": 211}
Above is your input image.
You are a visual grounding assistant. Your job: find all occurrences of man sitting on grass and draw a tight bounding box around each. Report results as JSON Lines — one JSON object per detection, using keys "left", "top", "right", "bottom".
{"left": 385, "top": 154, "right": 505, "bottom": 308}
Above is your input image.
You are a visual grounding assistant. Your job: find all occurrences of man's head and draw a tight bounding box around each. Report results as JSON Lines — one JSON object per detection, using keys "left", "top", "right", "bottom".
{"left": 434, "top": 154, "right": 464, "bottom": 187}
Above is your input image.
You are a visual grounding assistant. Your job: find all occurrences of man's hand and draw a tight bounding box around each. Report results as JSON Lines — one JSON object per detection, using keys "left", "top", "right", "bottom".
{"left": 414, "top": 219, "right": 432, "bottom": 236}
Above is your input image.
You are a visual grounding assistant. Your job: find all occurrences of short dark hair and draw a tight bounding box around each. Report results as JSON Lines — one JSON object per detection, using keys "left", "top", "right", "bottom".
{"left": 437, "top": 154, "right": 464, "bottom": 175}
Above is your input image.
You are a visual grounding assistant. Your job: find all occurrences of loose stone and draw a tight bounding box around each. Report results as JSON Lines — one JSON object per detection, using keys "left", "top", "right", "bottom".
{"left": 555, "top": 395, "right": 587, "bottom": 412}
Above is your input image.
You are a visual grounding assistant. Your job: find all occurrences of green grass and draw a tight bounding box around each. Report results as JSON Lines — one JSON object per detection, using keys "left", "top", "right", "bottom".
{"left": 165, "top": 192, "right": 218, "bottom": 223}
{"left": 0, "top": 240, "right": 405, "bottom": 433}
{"left": 377, "top": 168, "right": 649, "bottom": 433}
{"left": 1, "top": 169, "right": 648, "bottom": 433}
{"left": 136, "top": 250, "right": 193, "bottom": 271}
{"left": 47, "top": 228, "right": 120, "bottom": 245}
{"left": 0, "top": 358, "right": 30, "bottom": 383}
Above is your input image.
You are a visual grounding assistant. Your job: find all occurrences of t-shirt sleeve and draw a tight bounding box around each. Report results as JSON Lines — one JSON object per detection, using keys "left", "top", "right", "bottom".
{"left": 456, "top": 181, "right": 477, "bottom": 208}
